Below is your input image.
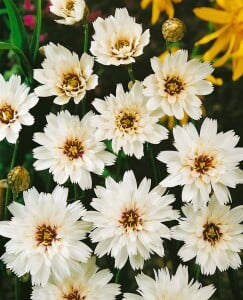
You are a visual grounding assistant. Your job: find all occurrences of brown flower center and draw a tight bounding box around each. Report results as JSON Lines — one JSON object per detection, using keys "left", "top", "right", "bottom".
{"left": 63, "top": 290, "right": 86, "bottom": 300}
{"left": 35, "top": 224, "right": 58, "bottom": 247}
{"left": 115, "top": 109, "right": 139, "bottom": 133}
{"left": 0, "top": 104, "right": 15, "bottom": 124}
{"left": 119, "top": 208, "right": 143, "bottom": 231}
{"left": 203, "top": 222, "right": 222, "bottom": 246}
{"left": 115, "top": 39, "right": 130, "bottom": 50}
{"left": 193, "top": 154, "right": 215, "bottom": 174}
{"left": 164, "top": 76, "right": 184, "bottom": 96}
{"left": 65, "top": 0, "right": 75, "bottom": 12}
{"left": 62, "top": 138, "right": 84, "bottom": 160}
{"left": 61, "top": 73, "right": 84, "bottom": 96}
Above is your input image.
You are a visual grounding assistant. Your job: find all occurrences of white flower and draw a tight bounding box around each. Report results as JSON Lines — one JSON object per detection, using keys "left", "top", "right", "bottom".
{"left": 34, "top": 43, "right": 98, "bottom": 105}
{"left": 172, "top": 198, "right": 243, "bottom": 275}
{"left": 158, "top": 118, "right": 243, "bottom": 210}
{"left": 33, "top": 110, "right": 115, "bottom": 190}
{"left": 124, "top": 264, "right": 215, "bottom": 300}
{"left": 143, "top": 50, "right": 214, "bottom": 120}
{"left": 0, "top": 185, "right": 92, "bottom": 286}
{"left": 0, "top": 74, "right": 38, "bottom": 143}
{"left": 90, "top": 8, "right": 150, "bottom": 65}
{"left": 31, "top": 257, "right": 120, "bottom": 300}
{"left": 49, "top": 0, "right": 86, "bottom": 25}
{"left": 84, "top": 170, "right": 178, "bottom": 270}
{"left": 92, "top": 81, "right": 168, "bottom": 159}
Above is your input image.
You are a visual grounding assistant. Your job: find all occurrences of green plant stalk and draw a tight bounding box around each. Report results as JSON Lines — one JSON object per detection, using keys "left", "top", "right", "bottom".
{"left": 3, "top": 140, "right": 19, "bottom": 220}
{"left": 83, "top": 23, "right": 89, "bottom": 53}
{"left": 15, "top": 276, "right": 20, "bottom": 300}
{"left": 127, "top": 64, "right": 135, "bottom": 82}
{"left": 166, "top": 41, "right": 172, "bottom": 54}
{"left": 147, "top": 144, "right": 158, "bottom": 185}
{"left": 195, "top": 264, "right": 201, "bottom": 280}
{"left": 115, "top": 269, "right": 120, "bottom": 284}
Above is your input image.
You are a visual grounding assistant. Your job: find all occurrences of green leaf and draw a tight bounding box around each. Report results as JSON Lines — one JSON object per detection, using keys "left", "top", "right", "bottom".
{"left": 3, "top": 0, "right": 30, "bottom": 56}
{"left": 0, "top": 42, "right": 33, "bottom": 83}
{"left": 30, "top": 0, "right": 42, "bottom": 62}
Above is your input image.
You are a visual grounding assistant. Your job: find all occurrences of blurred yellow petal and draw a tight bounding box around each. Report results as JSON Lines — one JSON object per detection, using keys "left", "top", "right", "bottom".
{"left": 141, "top": 0, "right": 152, "bottom": 9}
{"left": 151, "top": 0, "right": 164, "bottom": 24}
{"left": 203, "top": 31, "right": 231, "bottom": 61}
{"left": 213, "top": 34, "right": 236, "bottom": 67}
{"left": 195, "top": 25, "right": 229, "bottom": 46}
{"left": 207, "top": 74, "right": 223, "bottom": 86}
{"left": 179, "top": 113, "right": 189, "bottom": 126}
{"left": 232, "top": 57, "right": 243, "bottom": 80}
{"left": 193, "top": 7, "right": 231, "bottom": 24}
{"left": 173, "top": 0, "right": 182, "bottom": 3}
{"left": 163, "top": 0, "right": 174, "bottom": 19}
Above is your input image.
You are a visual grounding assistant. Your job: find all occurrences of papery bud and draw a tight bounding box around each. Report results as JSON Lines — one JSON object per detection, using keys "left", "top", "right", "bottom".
{"left": 7, "top": 166, "right": 30, "bottom": 193}
{"left": 162, "top": 18, "right": 186, "bottom": 42}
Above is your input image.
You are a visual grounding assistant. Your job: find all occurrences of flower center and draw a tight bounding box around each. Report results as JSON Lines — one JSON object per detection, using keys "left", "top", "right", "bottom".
{"left": 115, "top": 109, "right": 139, "bottom": 133}
{"left": 115, "top": 39, "right": 129, "bottom": 50}
{"left": 65, "top": 0, "right": 75, "bottom": 12}
{"left": 193, "top": 154, "right": 215, "bottom": 174}
{"left": 61, "top": 73, "right": 84, "bottom": 96}
{"left": 232, "top": 9, "right": 243, "bottom": 36}
{"left": 203, "top": 222, "right": 222, "bottom": 246}
{"left": 164, "top": 76, "right": 184, "bottom": 96}
{"left": 63, "top": 290, "right": 86, "bottom": 300}
{"left": 0, "top": 104, "right": 15, "bottom": 124}
{"left": 35, "top": 224, "right": 58, "bottom": 247}
{"left": 63, "top": 138, "right": 84, "bottom": 160}
{"left": 119, "top": 208, "right": 143, "bottom": 231}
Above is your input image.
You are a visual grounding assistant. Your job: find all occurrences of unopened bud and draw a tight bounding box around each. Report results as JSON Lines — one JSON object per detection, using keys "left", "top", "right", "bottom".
{"left": 162, "top": 18, "right": 186, "bottom": 42}
{"left": 7, "top": 166, "right": 30, "bottom": 193}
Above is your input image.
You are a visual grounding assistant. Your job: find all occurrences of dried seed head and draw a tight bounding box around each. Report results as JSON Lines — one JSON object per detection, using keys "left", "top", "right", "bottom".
{"left": 162, "top": 18, "right": 186, "bottom": 42}
{"left": 7, "top": 166, "right": 30, "bottom": 193}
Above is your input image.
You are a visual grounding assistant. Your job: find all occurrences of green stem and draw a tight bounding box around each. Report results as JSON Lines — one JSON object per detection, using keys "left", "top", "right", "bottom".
{"left": 115, "top": 269, "right": 120, "bottom": 284}
{"left": 74, "top": 184, "right": 78, "bottom": 201}
{"left": 15, "top": 276, "right": 20, "bottom": 300}
{"left": 147, "top": 144, "right": 158, "bottom": 185}
{"left": 3, "top": 140, "right": 19, "bottom": 219}
{"left": 127, "top": 64, "right": 135, "bottom": 82}
{"left": 83, "top": 23, "right": 89, "bottom": 53}
{"left": 195, "top": 264, "right": 201, "bottom": 281}
{"left": 166, "top": 41, "right": 172, "bottom": 54}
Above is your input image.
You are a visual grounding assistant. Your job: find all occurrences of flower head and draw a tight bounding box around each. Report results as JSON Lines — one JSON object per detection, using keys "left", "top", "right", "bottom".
{"left": 194, "top": 0, "right": 243, "bottom": 80}
{"left": 162, "top": 17, "right": 186, "bottom": 42}
{"left": 124, "top": 264, "right": 215, "bottom": 300}
{"left": 34, "top": 43, "right": 98, "bottom": 105}
{"left": 31, "top": 257, "right": 120, "bottom": 299}
{"left": 84, "top": 170, "right": 178, "bottom": 270}
{"left": 33, "top": 110, "right": 115, "bottom": 190}
{"left": 140, "top": 0, "right": 182, "bottom": 25}
{"left": 143, "top": 50, "right": 214, "bottom": 120}
{"left": 7, "top": 166, "right": 30, "bottom": 193}
{"left": 0, "top": 186, "right": 92, "bottom": 286}
{"left": 90, "top": 8, "right": 150, "bottom": 66}
{"left": 92, "top": 81, "right": 168, "bottom": 159}
{"left": 0, "top": 74, "right": 38, "bottom": 143}
{"left": 173, "top": 198, "right": 243, "bottom": 275}
{"left": 158, "top": 118, "right": 243, "bottom": 210}
{"left": 49, "top": 0, "right": 87, "bottom": 25}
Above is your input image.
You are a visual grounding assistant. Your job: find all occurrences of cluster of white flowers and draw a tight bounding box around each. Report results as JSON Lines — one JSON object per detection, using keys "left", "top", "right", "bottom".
{"left": 0, "top": 2, "right": 243, "bottom": 300}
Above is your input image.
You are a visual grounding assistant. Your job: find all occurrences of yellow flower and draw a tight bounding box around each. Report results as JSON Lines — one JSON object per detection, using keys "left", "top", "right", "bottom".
{"left": 141, "top": 0, "right": 182, "bottom": 25}
{"left": 194, "top": 0, "right": 243, "bottom": 80}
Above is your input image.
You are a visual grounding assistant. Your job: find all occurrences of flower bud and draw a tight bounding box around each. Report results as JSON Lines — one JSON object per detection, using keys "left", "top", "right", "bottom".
{"left": 162, "top": 18, "right": 186, "bottom": 42}
{"left": 7, "top": 166, "right": 30, "bottom": 193}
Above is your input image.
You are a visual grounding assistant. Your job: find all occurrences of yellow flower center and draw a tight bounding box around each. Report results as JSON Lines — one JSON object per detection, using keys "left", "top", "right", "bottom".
{"left": 119, "top": 208, "right": 143, "bottom": 231}
{"left": 164, "top": 76, "right": 184, "bottom": 96}
{"left": 192, "top": 154, "right": 215, "bottom": 175}
{"left": 115, "top": 108, "right": 139, "bottom": 133}
{"left": 61, "top": 73, "right": 84, "bottom": 96}
{"left": 63, "top": 289, "right": 86, "bottom": 300}
{"left": 35, "top": 224, "right": 58, "bottom": 247}
{"left": 62, "top": 138, "right": 84, "bottom": 161}
{"left": 0, "top": 104, "right": 15, "bottom": 124}
{"left": 115, "top": 39, "right": 130, "bottom": 50}
{"left": 203, "top": 222, "right": 222, "bottom": 246}
{"left": 65, "top": 0, "right": 75, "bottom": 12}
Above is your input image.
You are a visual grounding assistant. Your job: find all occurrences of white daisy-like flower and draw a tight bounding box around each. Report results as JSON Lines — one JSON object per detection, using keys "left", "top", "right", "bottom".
{"left": 143, "top": 50, "right": 214, "bottom": 120}
{"left": 172, "top": 198, "right": 243, "bottom": 275}
{"left": 124, "top": 264, "right": 215, "bottom": 300}
{"left": 34, "top": 43, "right": 98, "bottom": 105}
{"left": 0, "top": 74, "right": 38, "bottom": 143}
{"left": 158, "top": 118, "right": 243, "bottom": 210}
{"left": 49, "top": 0, "right": 87, "bottom": 25}
{"left": 92, "top": 81, "right": 168, "bottom": 159}
{"left": 84, "top": 170, "right": 178, "bottom": 270}
{"left": 0, "top": 185, "right": 92, "bottom": 286}
{"left": 31, "top": 256, "right": 120, "bottom": 299}
{"left": 90, "top": 8, "right": 150, "bottom": 66}
{"left": 33, "top": 110, "right": 115, "bottom": 190}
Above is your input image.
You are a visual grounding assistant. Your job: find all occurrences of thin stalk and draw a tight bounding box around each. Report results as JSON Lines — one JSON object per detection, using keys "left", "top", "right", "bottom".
{"left": 166, "top": 41, "right": 172, "bottom": 54}
{"left": 127, "top": 64, "right": 135, "bottom": 82}
{"left": 83, "top": 23, "right": 89, "bottom": 53}
{"left": 195, "top": 265, "right": 201, "bottom": 281}
{"left": 115, "top": 269, "right": 120, "bottom": 284}
{"left": 147, "top": 144, "right": 158, "bottom": 185}
{"left": 74, "top": 184, "right": 78, "bottom": 201}
{"left": 15, "top": 276, "right": 20, "bottom": 300}
{"left": 3, "top": 140, "right": 19, "bottom": 219}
